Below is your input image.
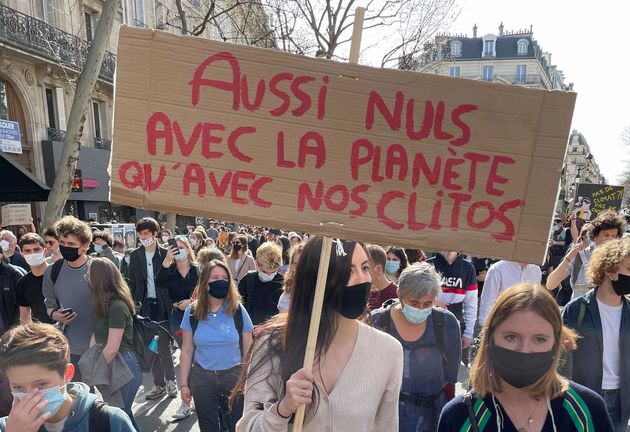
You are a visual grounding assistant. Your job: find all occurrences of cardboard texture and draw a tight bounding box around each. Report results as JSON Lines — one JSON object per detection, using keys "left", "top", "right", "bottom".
{"left": 574, "top": 184, "right": 625, "bottom": 221}
{"left": 111, "top": 27, "right": 576, "bottom": 264}
{"left": 1, "top": 204, "right": 31, "bottom": 226}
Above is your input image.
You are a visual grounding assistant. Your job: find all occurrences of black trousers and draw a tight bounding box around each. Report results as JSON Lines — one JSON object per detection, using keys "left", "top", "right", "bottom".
{"left": 190, "top": 365, "right": 243, "bottom": 432}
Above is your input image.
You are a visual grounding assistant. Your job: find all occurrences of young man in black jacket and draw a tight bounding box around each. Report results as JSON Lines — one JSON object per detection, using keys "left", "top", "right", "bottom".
{"left": 126, "top": 217, "right": 177, "bottom": 401}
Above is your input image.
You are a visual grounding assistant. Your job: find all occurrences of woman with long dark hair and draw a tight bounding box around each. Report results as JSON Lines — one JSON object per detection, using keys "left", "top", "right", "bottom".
{"left": 234, "top": 237, "right": 403, "bottom": 431}
{"left": 179, "top": 260, "right": 253, "bottom": 432}
{"left": 227, "top": 235, "right": 256, "bottom": 284}
{"left": 386, "top": 246, "right": 409, "bottom": 282}
{"left": 88, "top": 258, "right": 142, "bottom": 430}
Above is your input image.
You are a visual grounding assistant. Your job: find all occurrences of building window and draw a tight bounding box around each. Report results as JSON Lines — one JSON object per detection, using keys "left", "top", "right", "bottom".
{"left": 45, "top": 88, "right": 58, "bottom": 130}
{"left": 483, "top": 40, "right": 494, "bottom": 57}
{"left": 450, "top": 41, "right": 462, "bottom": 57}
{"left": 516, "top": 65, "right": 527, "bottom": 83}
{"left": 34, "top": 0, "right": 55, "bottom": 25}
{"left": 84, "top": 12, "right": 94, "bottom": 42}
{"left": 483, "top": 66, "right": 493, "bottom": 81}
{"left": 517, "top": 39, "right": 529, "bottom": 55}
{"left": 449, "top": 66, "right": 460, "bottom": 77}
{"left": 132, "top": 0, "right": 145, "bottom": 26}
{"left": 155, "top": 3, "right": 168, "bottom": 29}
{"left": 92, "top": 101, "right": 102, "bottom": 139}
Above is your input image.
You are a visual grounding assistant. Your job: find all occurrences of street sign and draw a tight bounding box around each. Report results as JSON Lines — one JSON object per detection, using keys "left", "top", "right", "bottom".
{"left": 0, "top": 119, "right": 22, "bottom": 154}
{"left": 111, "top": 27, "right": 576, "bottom": 264}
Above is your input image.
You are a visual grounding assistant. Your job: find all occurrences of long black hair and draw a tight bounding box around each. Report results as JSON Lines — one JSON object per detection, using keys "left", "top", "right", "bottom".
{"left": 230, "top": 237, "right": 368, "bottom": 421}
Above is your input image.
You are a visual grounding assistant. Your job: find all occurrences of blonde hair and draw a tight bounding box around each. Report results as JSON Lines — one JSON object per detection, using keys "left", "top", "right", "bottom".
{"left": 283, "top": 243, "right": 305, "bottom": 295}
{"left": 193, "top": 260, "right": 241, "bottom": 320}
{"left": 587, "top": 237, "right": 630, "bottom": 286}
{"left": 175, "top": 236, "right": 198, "bottom": 267}
{"left": 469, "top": 283, "right": 577, "bottom": 399}
{"left": 256, "top": 241, "right": 282, "bottom": 270}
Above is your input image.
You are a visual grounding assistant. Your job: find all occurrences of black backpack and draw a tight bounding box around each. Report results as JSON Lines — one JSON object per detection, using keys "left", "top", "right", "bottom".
{"left": 89, "top": 400, "right": 111, "bottom": 432}
{"left": 131, "top": 315, "right": 174, "bottom": 373}
{"left": 374, "top": 301, "right": 447, "bottom": 368}
{"left": 189, "top": 304, "right": 245, "bottom": 356}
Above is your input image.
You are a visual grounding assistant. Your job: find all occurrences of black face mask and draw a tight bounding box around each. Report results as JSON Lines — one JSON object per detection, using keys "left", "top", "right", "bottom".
{"left": 336, "top": 282, "right": 371, "bottom": 319}
{"left": 59, "top": 245, "right": 81, "bottom": 262}
{"left": 611, "top": 273, "right": 630, "bottom": 296}
{"left": 233, "top": 244, "right": 242, "bottom": 252}
{"left": 489, "top": 344, "right": 555, "bottom": 388}
{"left": 208, "top": 279, "right": 230, "bottom": 299}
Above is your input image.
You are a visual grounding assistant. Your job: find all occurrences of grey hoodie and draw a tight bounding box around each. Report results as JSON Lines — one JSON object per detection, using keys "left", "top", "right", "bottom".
{"left": 0, "top": 382, "right": 134, "bottom": 432}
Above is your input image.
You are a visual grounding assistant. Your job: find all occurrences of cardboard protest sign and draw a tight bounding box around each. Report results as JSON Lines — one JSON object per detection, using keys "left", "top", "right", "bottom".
{"left": 574, "top": 184, "right": 624, "bottom": 220}
{"left": 1, "top": 204, "right": 31, "bottom": 226}
{"left": 111, "top": 27, "right": 576, "bottom": 264}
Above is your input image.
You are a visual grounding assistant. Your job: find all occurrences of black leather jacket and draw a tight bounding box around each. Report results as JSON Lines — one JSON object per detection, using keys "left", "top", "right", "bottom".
{"left": 0, "top": 261, "right": 25, "bottom": 333}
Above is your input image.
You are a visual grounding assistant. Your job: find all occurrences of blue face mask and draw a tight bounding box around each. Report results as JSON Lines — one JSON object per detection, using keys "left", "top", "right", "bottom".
{"left": 175, "top": 248, "right": 188, "bottom": 261}
{"left": 385, "top": 260, "right": 400, "bottom": 274}
{"left": 93, "top": 244, "right": 103, "bottom": 254}
{"left": 12, "top": 384, "right": 67, "bottom": 418}
{"left": 401, "top": 301, "right": 432, "bottom": 324}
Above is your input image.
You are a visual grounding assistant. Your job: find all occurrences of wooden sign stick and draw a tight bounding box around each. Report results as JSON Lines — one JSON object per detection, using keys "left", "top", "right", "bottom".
{"left": 292, "top": 8, "right": 365, "bottom": 432}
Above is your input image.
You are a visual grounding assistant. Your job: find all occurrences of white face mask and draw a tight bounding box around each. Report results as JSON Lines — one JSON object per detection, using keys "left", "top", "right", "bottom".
{"left": 24, "top": 252, "right": 46, "bottom": 267}
{"left": 140, "top": 237, "right": 155, "bottom": 248}
{"left": 161, "top": 235, "right": 170, "bottom": 242}
{"left": 124, "top": 256, "right": 130, "bottom": 264}
{"left": 0, "top": 240, "right": 9, "bottom": 252}
{"left": 258, "top": 271, "right": 277, "bottom": 283}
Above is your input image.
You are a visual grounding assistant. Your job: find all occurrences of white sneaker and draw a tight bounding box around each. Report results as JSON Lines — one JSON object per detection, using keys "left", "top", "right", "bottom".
{"left": 172, "top": 402, "right": 193, "bottom": 421}
{"left": 166, "top": 380, "right": 178, "bottom": 398}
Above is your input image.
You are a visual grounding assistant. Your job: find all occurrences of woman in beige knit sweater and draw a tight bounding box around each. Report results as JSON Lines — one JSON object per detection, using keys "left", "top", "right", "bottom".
{"left": 234, "top": 237, "right": 404, "bottom": 431}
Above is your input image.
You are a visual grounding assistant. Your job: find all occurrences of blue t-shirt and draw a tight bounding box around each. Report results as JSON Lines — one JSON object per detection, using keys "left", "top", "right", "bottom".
{"left": 180, "top": 303, "right": 253, "bottom": 371}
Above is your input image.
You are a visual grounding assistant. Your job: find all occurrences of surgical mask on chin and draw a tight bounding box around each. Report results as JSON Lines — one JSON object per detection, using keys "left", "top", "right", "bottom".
{"left": 175, "top": 248, "right": 188, "bottom": 262}
{"left": 140, "top": 237, "right": 155, "bottom": 248}
{"left": 401, "top": 301, "right": 432, "bottom": 324}
{"left": 24, "top": 252, "right": 46, "bottom": 267}
{"left": 0, "top": 239, "right": 9, "bottom": 252}
{"left": 258, "top": 271, "right": 276, "bottom": 283}
{"left": 12, "top": 383, "right": 68, "bottom": 418}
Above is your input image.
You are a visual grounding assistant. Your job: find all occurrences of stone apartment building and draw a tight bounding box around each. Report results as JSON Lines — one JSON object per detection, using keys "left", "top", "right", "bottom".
{"left": 419, "top": 23, "right": 605, "bottom": 212}
{"left": 0, "top": 0, "right": 266, "bottom": 226}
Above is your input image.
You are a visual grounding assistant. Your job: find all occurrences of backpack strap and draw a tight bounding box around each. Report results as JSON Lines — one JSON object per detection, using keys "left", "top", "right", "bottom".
{"left": 576, "top": 302, "right": 586, "bottom": 331}
{"left": 235, "top": 304, "right": 244, "bottom": 357}
{"left": 51, "top": 259, "right": 64, "bottom": 285}
{"left": 460, "top": 392, "right": 490, "bottom": 432}
{"left": 89, "top": 400, "right": 111, "bottom": 432}
{"left": 562, "top": 386, "right": 594, "bottom": 432}
{"left": 189, "top": 306, "right": 199, "bottom": 336}
{"left": 432, "top": 309, "right": 447, "bottom": 368}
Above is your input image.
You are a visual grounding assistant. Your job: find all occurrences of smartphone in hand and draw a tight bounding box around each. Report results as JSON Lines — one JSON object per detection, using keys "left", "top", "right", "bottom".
{"left": 167, "top": 238, "right": 178, "bottom": 251}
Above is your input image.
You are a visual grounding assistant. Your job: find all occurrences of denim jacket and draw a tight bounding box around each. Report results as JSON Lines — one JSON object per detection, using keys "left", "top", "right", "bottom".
{"left": 561, "top": 288, "right": 630, "bottom": 425}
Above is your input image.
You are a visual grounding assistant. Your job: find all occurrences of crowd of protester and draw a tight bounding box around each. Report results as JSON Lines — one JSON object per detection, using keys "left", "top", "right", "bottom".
{"left": 0, "top": 208, "right": 628, "bottom": 431}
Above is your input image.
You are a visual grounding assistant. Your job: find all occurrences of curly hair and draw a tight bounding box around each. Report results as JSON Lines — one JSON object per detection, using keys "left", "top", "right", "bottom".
{"left": 587, "top": 237, "right": 630, "bottom": 286}
{"left": 590, "top": 210, "right": 626, "bottom": 239}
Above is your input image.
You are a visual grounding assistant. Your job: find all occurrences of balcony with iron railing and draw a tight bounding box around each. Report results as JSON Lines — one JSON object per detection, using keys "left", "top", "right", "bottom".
{"left": 0, "top": 3, "right": 116, "bottom": 82}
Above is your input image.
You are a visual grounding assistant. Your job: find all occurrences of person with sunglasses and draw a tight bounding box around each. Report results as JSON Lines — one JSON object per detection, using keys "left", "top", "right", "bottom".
{"left": 227, "top": 235, "right": 256, "bottom": 284}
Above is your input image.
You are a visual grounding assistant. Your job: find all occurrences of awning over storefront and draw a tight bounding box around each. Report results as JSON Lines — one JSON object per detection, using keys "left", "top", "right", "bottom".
{"left": 0, "top": 151, "right": 50, "bottom": 202}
